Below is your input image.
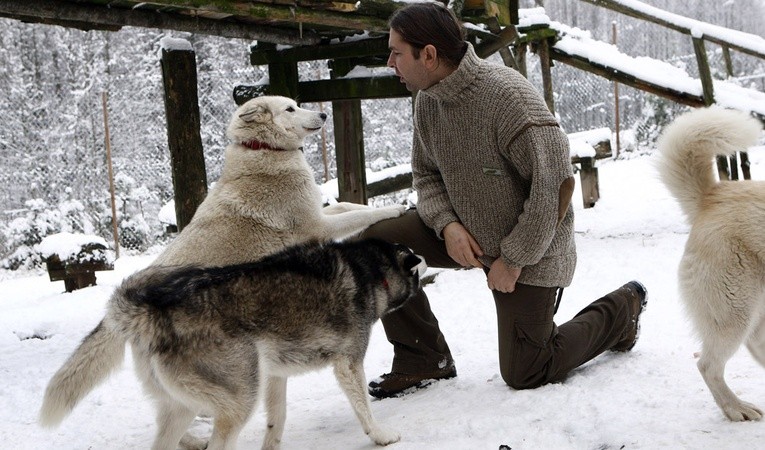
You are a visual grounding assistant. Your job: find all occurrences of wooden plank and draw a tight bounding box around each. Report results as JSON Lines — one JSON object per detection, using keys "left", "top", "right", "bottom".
{"left": 251, "top": 36, "right": 389, "bottom": 65}
{"left": 367, "top": 172, "right": 412, "bottom": 198}
{"left": 0, "top": 0, "right": 322, "bottom": 45}
{"left": 161, "top": 47, "right": 208, "bottom": 232}
{"left": 550, "top": 47, "right": 706, "bottom": 107}
{"left": 234, "top": 76, "right": 410, "bottom": 104}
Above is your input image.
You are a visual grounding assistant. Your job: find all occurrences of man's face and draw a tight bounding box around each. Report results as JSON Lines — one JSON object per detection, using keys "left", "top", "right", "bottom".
{"left": 387, "top": 29, "right": 430, "bottom": 92}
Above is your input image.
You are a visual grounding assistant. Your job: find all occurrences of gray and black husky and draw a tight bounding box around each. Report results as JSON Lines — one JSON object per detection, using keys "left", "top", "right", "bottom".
{"left": 39, "top": 238, "right": 426, "bottom": 450}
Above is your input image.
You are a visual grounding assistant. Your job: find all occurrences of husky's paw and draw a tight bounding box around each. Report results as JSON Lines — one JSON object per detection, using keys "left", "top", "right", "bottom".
{"left": 368, "top": 425, "right": 400, "bottom": 446}
{"left": 723, "top": 400, "right": 763, "bottom": 421}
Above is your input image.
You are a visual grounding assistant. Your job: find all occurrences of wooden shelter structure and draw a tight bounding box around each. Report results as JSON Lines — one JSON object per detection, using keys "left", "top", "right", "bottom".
{"left": 1, "top": 0, "right": 763, "bottom": 228}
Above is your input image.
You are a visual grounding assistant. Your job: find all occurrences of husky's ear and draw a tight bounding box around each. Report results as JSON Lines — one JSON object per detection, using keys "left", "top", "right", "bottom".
{"left": 239, "top": 104, "right": 270, "bottom": 123}
{"left": 402, "top": 251, "right": 426, "bottom": 276}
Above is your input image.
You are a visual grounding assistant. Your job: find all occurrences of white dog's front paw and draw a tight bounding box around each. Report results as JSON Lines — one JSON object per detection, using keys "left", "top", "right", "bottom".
{"left": 723, "top": 400, "right": 763, "bottom": 421}
{"left": 368, "top": 425, "right": 400, "bottom": 446}
{"left": 384, "top": 205, "right": 407, "bottom": 217}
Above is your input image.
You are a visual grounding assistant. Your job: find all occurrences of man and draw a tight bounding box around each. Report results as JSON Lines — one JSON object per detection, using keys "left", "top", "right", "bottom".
{"left": 362, "top": 2, "right": 647, "bottom": 399}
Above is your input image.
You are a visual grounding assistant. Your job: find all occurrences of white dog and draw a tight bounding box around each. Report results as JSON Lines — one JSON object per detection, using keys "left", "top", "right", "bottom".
{"left": 153, "top": 95, "right": 405, "bottom": 267}
{"left": 657, "top": 106, "right": 764, "bottom": 421}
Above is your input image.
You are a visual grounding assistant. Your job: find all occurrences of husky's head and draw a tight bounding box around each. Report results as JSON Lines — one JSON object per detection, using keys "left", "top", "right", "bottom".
{"left": 226, "top": 96, "right": 327, "bottom": 151}
{"left": 365, "top": 240, "right": 427, "bottom": 317}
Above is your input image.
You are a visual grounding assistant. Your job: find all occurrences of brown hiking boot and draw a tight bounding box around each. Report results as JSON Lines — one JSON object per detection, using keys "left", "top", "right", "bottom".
{"left": 368, "top": 364, "right": 457, "bottom": 399}
{"left": 611, "top": 280, "right": 648, "bottom": 352}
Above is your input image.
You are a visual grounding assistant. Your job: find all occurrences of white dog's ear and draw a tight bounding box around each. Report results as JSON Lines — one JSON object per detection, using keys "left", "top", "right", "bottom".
{"left": 239, "top": 105, "right": 270, "bottom": 124}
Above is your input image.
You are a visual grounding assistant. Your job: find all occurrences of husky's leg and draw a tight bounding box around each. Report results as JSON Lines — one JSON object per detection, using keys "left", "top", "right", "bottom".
{"left": 206, "top": 412, "right": 250, "bottom": 450}
{"left": 151, "top": 400, "right": 199, "bottom": 450}
{"left": 262, "top": 376, "right": 287, "bottom": 450}
{"left": 333, "top": 356, "right": 400, "bottom": 445}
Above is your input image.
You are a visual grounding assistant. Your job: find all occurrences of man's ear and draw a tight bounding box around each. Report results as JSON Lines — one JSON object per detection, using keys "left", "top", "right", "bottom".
{"left": 422, "top": 44, "right": 439, "bottom": 69}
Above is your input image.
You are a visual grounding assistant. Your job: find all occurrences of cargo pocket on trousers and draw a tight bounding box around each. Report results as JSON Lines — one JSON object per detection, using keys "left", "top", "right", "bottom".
{"left": 514, "top": 319, "right": 555, "bottom": 350}
{"left": 509, "top": 319, "right": 557, "bottom": 388}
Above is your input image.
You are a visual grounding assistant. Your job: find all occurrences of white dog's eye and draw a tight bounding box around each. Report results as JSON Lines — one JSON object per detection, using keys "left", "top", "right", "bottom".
{"left": 286, "top": 106, "right": 295, "bottom": 112}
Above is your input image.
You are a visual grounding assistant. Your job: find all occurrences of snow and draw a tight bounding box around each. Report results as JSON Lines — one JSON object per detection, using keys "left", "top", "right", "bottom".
{"left": 159, "top": 36, "right": 193, "bottom": 52}
{"left": 3, "top": 147, "right": 765, "bottom": 449}
{"left": 37, "top": 233, "right": 110, "bottom": 260}
{"left": 611, "top": 0, "right": 765, "bottom": 54}
{"left": 547, "top": 20, "right": 765, "bottom": 117}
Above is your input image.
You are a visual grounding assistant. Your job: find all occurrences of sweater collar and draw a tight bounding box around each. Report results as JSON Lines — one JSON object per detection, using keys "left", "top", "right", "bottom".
{"left": 420, "top": 43, "right": 481, "bottom": 104}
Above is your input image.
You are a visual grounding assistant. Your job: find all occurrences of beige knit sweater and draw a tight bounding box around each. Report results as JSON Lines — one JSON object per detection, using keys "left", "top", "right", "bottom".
{"left": 412, "top": 44, "right": 576, "bottom": 288}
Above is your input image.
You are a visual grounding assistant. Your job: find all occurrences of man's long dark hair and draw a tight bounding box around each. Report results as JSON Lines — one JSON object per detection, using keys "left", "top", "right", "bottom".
{"left": 388, "top": 3, "right": 468, "bottom": 69}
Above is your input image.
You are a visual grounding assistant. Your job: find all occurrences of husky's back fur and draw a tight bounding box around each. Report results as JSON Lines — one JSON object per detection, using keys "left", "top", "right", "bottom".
{"left": 657, "top": 106, "right": 765, "bottom": 422}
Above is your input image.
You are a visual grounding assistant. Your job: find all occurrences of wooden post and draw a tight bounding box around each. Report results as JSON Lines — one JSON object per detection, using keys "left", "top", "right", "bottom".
{"left": 579, "top": 157, "right": 599, "bottom": 209}
{"left": 692, "top": 37, "right": 715, "bottom": 106}
{"left": 160, "top": 43, "right": 208, "bottom": 232}
{"left": 692, "top": 37, "right": 729, "bottom": 180}
{"left": 537, "top": 38, "right": 555, "bottom": 115}
{"left": 612, "top": 22, "right": 620, "bottom": 158}
{"left": 333, "top": 100, "right": 367, "bottom": 204}
{"left": 101, "top": 92, "right": 120, "bottom": 258}
{"left": 516, "top": 42, "right": 528, "bottom": 78}
{"left": 330, "top": 59, "right": 367, "bottom": 204}
{"left": 722, "top": 46, "right": 734, "bottom": 78}
{"left": 268, "top": 61, "right": 299, "bottom": 98}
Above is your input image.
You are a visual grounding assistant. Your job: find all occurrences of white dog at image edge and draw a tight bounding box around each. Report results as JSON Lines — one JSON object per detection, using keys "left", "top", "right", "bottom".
{"left": 657, "top": 106, "right": 765, "bottom": 422}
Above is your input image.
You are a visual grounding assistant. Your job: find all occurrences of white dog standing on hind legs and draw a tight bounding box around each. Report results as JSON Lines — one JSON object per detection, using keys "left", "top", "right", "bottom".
{"left": 38, "top": 96, "right": 410, "bottom": 449}
{"left": 657, "top": 106, "right": 765, "bottom": 421}
{"left": 152, "top": 95, "right": 406, "bottom": 268}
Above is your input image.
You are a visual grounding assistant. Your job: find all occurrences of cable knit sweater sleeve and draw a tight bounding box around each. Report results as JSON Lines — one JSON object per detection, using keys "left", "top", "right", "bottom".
{"left": 497, "top": 124, "right": 573, "bottom": 268}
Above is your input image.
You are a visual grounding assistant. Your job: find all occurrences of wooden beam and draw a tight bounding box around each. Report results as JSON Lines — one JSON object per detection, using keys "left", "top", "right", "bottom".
{"left": 251, "top": 36, "right": 390, "bottom": 65}
{"left": 550, "top": 47, "right": 706, "bottom": 107}
{"left": 234, "top": 76, "right": 410, "bottom": 104}
{"left": 0, "top": 0, "right": 322, "bottom": 45}
{"left": 161, "top": 46, "right": 208, "bottom": 232}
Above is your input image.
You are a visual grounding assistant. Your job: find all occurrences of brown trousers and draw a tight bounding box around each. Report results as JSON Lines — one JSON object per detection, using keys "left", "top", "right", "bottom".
{"left": 360, "top": 209, "right": 633, "bottom": 389}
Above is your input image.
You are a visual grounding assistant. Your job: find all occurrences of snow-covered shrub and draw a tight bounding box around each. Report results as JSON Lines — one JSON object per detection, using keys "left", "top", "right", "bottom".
{"left": 1, "top": 199, "right": 62, "bottom": 269}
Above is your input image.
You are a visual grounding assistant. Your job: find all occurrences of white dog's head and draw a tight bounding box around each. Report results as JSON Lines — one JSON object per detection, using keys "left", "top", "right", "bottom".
{"left": 226, "top": 96, "right": 327, "bottom": 151}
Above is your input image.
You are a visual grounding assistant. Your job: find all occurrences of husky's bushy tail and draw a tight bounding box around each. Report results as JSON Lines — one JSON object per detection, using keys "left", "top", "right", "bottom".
{"left": 657, "top": 106, "right": 762, "bottom": 222}
{"left": 38, "top": 317, "right": 127, "bottom": 427}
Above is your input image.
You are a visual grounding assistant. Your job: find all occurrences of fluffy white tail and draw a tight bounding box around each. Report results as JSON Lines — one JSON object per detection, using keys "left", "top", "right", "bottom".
{"left": 39, "top": 319, "right": 126, "bottom": 427}
{"left": 656, "top": 106, "right": 762, "bottom": 221}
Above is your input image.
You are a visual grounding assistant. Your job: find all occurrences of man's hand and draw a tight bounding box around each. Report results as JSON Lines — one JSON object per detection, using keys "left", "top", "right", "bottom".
{"left": 443, "top": 222, "right": 483, "bottom": 268}
{"left": 487, "top": 258, "right": 521, "bottom": 293}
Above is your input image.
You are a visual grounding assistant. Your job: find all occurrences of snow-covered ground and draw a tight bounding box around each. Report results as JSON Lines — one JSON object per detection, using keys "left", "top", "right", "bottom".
{"left": 2, "top": 148, "right": 765, "bottom": 449}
